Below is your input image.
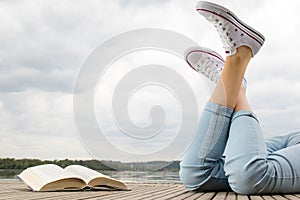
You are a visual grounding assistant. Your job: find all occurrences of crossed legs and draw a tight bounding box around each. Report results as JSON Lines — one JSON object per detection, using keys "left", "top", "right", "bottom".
{"left": 210, "top": 46, "right": 252, "bottom": 110}
{"left": 180, "top": 45, "right": 300, "bottom": 194}
{"left": 180, "top": 1, "right": 300, "bottom": 195}
{"left": 179, "top": 46, "right": 253, "bottom": 192}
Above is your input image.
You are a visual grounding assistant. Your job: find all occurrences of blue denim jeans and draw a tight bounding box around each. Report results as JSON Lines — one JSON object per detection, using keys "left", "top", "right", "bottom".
{"left": 179, "top": 102, "right": 300, "bottom": 194}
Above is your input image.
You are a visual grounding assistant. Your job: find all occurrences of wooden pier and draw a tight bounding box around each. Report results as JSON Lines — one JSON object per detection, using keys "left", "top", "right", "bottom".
{"left": 1, "top": 179, "right": 300, "bottom": 200}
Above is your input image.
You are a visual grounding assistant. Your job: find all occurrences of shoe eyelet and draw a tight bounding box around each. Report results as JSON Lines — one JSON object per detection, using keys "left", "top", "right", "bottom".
{"left": 235, "top": 28, "right": 238, "bottom": 32}
{"left": 241, "top": 33, "right": 244, "bottom": 36}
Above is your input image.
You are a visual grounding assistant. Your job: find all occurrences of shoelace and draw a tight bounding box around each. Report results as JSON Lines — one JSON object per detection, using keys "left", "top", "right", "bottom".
{"left": 207, "top": 15, "right": 236, "bottom": 53}
{"left": 196, "top": 55, "right": 222, "bottom": 83}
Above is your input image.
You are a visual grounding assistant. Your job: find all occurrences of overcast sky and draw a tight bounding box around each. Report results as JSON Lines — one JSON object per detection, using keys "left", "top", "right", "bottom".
{"left": 1, "top": 0, "right": 300, "bottom": 161}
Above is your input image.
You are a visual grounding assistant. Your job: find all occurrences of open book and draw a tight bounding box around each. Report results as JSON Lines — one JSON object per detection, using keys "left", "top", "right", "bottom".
{"left": 17, "top": 164, "right": 129, "bottom": 191}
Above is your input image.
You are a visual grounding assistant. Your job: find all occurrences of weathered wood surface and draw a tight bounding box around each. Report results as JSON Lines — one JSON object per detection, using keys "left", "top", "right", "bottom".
{"left": 1, "top": 179, "right": 300, "bottom": 200}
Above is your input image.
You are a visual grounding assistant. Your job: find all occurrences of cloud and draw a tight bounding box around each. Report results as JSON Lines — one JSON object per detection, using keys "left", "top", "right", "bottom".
{"left": 0, "top": 0, "right": 300, "bottom": 161}
{"left": 0, "top": 90, "right": 72, "bottom": 135}
{"left": 0, "top": 89, "right": 90, "bottom": 159}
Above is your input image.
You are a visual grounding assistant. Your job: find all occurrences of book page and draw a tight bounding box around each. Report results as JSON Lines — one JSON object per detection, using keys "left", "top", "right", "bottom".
{"left": 18, "top": 164, "right": 83, "bottom": 191}
{"left": 64, "top": 165, "right": 109, "bottom": 183}
{"left": 30, "top": 164, "right": 81, "bottom": 182}
{"left": 65, "top": 165, "right": 128, "bottom": 190}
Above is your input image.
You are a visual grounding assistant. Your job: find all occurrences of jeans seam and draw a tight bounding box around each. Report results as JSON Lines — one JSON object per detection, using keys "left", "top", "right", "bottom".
{"left": 199, "top": 112, "right": 219, "bottom": 163}
{"left": 204, "top": 108, "right": 232, "bottom": 119}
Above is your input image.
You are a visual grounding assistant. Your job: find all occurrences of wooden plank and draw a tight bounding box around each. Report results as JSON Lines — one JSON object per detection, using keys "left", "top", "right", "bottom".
{"left": 147, "top": 189, "right": 188, "bottom": 200}
{"left": 261, "top": 196, "right": 274, "bottom": 200}
{"left": 226, "top": 192, "right": 236, "bottom": 200}
{"left": 128, "top": 185, "right": 183, "bottom": 200}
{"left": 85, "top": 184, "right": 179, "bottom": 200}
{"left": 249, "top": 195, "right": 264, "bottom": 200}
{"left": 195, "top": 192, "right": 216, "bottom": 200}
{"left": 184, "top": 192, "right": 205, "bottom": 200}
{"left": 1, "top": 180, "right": 300, "bottom": 200}
{"left": 271, "top": 195, "right": 288, "bottom": 200}
{"left": 213, "top": 192, "right": 227, "bottom": 200}
{"left": 284, "top": 194, "right": 300, "bottom": 200}
{"left": 237, "top": 194, "right": 249, "bottom": 200}
{"left": 81, "top": 184, "right": 174, "bottom": 200}
{"left": 170, "top": 191, "right": 198, "bottom": 200}
{"left": 0, "top": 190, "right": 81, "bottom": 200}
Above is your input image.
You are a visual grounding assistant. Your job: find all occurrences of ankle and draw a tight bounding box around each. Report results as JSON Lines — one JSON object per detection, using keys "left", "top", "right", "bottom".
{"left": 240, "top": 85, "right": 246, "bottom": 94}
{"left": 235, "top": 46, "right": 253, "bottom": 58}
{"left": 225, "top": 46, "right": 252, "bottom": 66}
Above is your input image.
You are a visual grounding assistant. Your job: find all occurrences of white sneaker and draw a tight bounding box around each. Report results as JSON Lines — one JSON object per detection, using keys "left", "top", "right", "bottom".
{"left": 185, "top": 46, "right": 224, "bottom": 83}
{"left": 185, "top": 46, "right": 247, "bottom": 87}
{"left": 196, "top": 1, "right": 265, "bottom": 57}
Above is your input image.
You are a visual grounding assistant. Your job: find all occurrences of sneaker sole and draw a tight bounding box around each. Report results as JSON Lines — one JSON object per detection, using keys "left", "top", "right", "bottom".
{"left": 196, "top": 1, "right": 265, "bottom": 46}
{"left": 184, "top": 46, "right": 224, "bottom": 72}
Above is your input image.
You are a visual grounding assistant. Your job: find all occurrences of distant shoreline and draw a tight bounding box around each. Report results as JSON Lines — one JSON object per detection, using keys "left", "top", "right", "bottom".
{"left": 0, "top": 158, "right": 180, "bottom": 171}
{"left": 0, "top": 158, "right": 180, "bottom": 181}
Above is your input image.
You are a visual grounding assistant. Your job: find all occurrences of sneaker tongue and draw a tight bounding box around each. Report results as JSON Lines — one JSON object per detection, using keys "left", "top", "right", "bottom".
{"left": 188, "top": 52, "right": 203, "bottom": 66}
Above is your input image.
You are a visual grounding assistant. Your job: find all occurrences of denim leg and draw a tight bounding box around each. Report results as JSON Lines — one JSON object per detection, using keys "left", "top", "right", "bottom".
{"left": 179, "top": 102, "right": 233, "bottom": 191}
{"left": 265, "top": 131, "right": 300, "bottom": 153}
{"left": 225, "top": 111, "right": 300, "bottom": 194}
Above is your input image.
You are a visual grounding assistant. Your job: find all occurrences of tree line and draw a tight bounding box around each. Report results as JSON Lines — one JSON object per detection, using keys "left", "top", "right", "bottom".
{"left": 0, "top": 158, "right": 115, "bottom": 170}
{"left": 0, "top": 158, "right": 180, "bottom": 171}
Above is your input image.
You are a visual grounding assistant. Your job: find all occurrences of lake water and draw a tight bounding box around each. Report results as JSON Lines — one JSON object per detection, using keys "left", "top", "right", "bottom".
{"left": 102, "top": 170, "right": 180, "bottom": 183}
{"left": 1, "top": 170, "right": 181, "bottom": 183}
